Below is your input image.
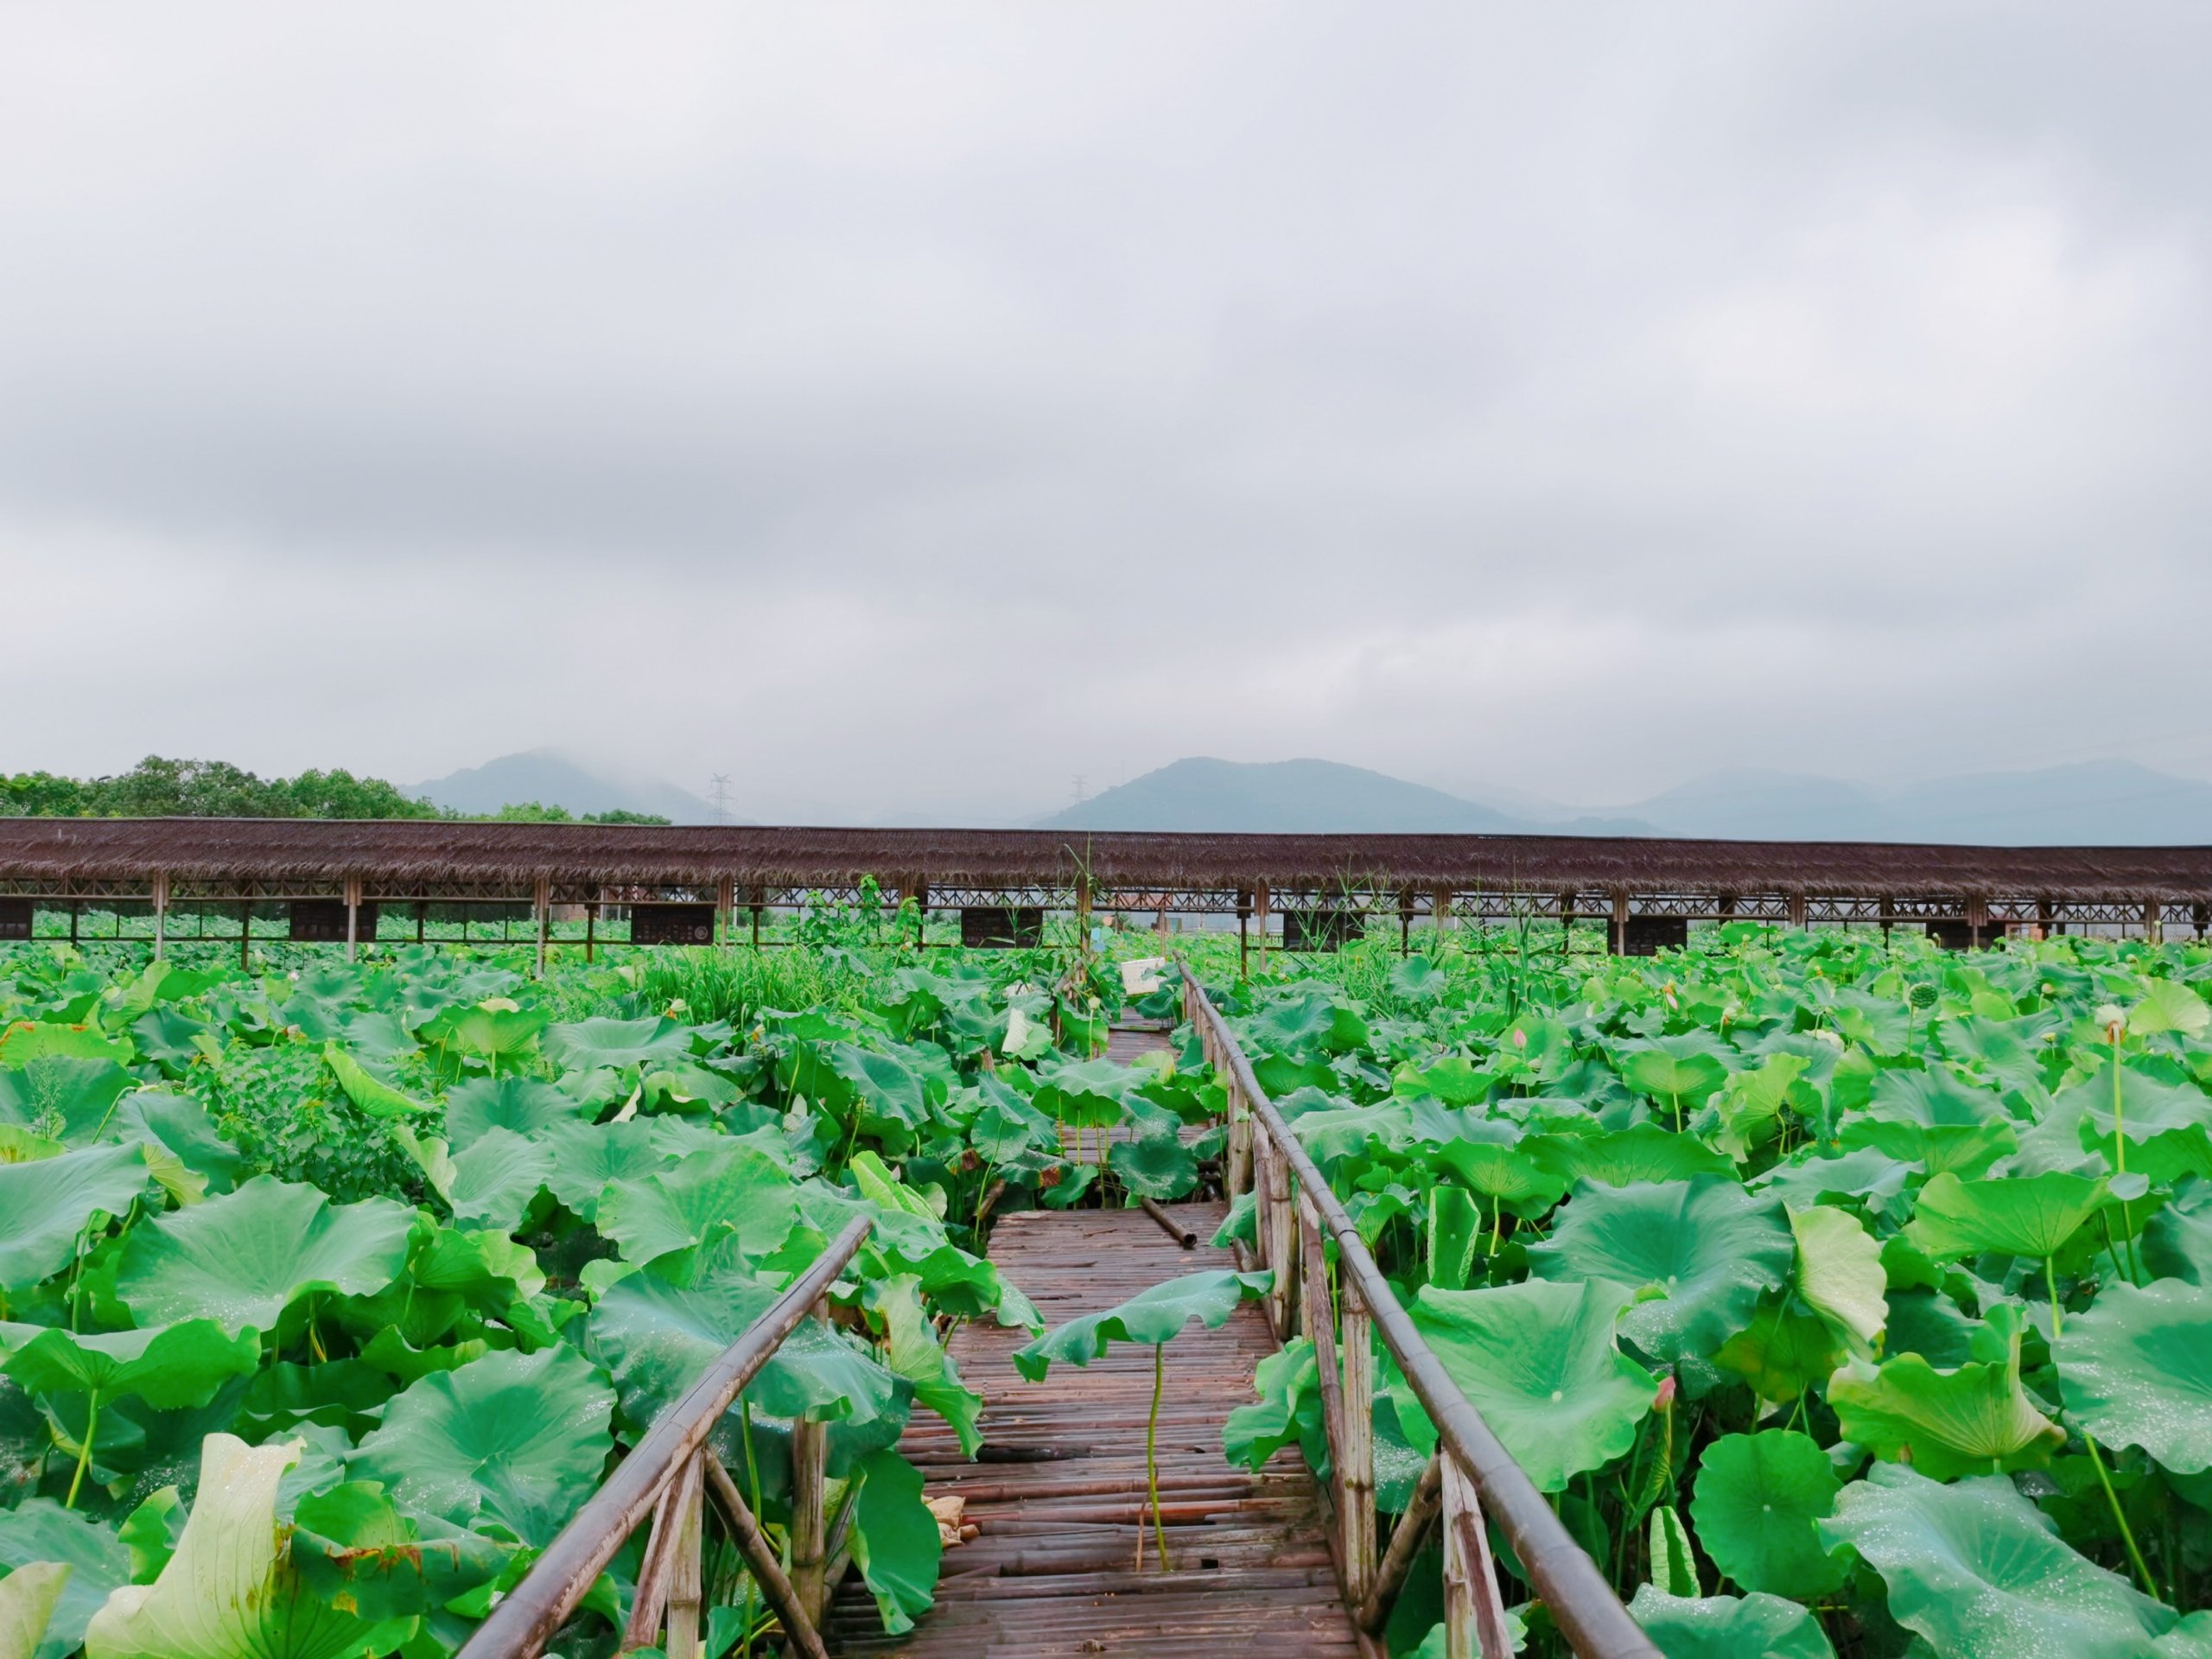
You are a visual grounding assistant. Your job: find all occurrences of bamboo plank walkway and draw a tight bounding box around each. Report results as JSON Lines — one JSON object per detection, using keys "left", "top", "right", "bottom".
{"left": 828, "top": 1199, "right": 1363, "bottom": 1656}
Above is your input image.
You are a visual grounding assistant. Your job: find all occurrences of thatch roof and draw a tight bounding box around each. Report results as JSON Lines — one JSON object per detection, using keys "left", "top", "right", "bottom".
{"left": 0, "top": 818, "right": 2207, "bottom": 902}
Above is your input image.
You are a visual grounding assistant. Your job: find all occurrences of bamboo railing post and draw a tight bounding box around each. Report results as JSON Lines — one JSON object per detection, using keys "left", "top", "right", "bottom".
{"left": 700, "top": 1453, "right": 830, "bottom": 1659}
{"left": 1264, "top": 1134, "right": 1296, "bottom": 1341}
{"left": 1340, "top": 1277, "right": 1376, "bottom": 1605}
{"left": 1442, "top": 1458, "right": 1516, "bottom": 1659}
{"left": 790, "top": 1414, "right": 830, "bottom": 1624}
{"left": 621, "top": 1468, "right": 688, "bottom": 1652}
{"left": 665, "top": 1455, "right": 706, "bottom": 1659}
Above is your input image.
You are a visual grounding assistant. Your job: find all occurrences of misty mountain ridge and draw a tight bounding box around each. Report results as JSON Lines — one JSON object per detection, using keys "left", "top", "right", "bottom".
{"left": 408, "top": 751, "right": 732, "bottom": 824}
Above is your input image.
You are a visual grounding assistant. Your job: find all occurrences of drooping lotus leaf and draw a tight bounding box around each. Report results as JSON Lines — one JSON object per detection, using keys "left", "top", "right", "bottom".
{"left": 1242, "top": 990, "right": 1367, "bottom": 1058}
{"left": 2056, "top": 1279, "right": 2212, "bottom": 1473}
{"left": 348, "top": 1345, "right": 614, "bottom": 1547}
{"left": 589, "top": 1262, "right": 904, "bottom": 1446}
{"left": 827, "top": 1045, "right": 932, "bottom": 1143}
{"left": 1787, "top": 1205, "right": 1885, "bottom": 1358}
{"left": 0, "top": 1058, "right": 134, "bottom": 1143}
{"left": 1529, "top": 1125, "right": 1734, "bottom": 1190}
{"left": 969, "top": 1086, "right": 1056, "bottom": 1163}
{"left": 2145, "top": 1176, "right": 2212, "bottom": 1285}
{"left": 85, "top": 1433, "right": 406, "bottom": 1659}
{"left": 1013, "top": 1271, "right": 1272, "bottom": 1381}
{"left": 1527, "top": 1178, "right": 1793, "bottom": 1366}
{"left": 1626, "top": 1586, "right": 1836, "bottom": 1659}
{"left": 872, "top": 1274, "right": 982, "bottom": 1457}
{"left": 1433, "top": 1140, "right": 1568, "bottom": 1212}
{"left": 442, "top": 1076, "right": 580, "bottom": 1152}
{"left": 537, "top": 1117, "right": 668, "bottom": 1220}
{"left": 321, "top": 1047, "right": 433, "bottom": 1119}
{"left": 1614, "top": 1035, "right": 1732, "bottom": 1123}
{"left": 0, "top": 1320, "right": 261, "bottom": 1411}
{"left": 1753, "top": 1147, "right": 1913, "bottom": 1221}
{"left": 1711, "top": 1054, "right": 1811, "bottom": 1162}
{"left": 108, "top": 1093, "right": 242, "bottom": 1196}
{"left": 0, "top": 1141, "right": 150, "bottom": 1289}
{"left": 846, "top": 1444, "right": 943, "bottom": 1636}
{"left": 1907, "top": 1169, "right": 2109, "bottom": 1263}
{"left": 0, "top": 1561, "right": 72, "bottom": 1659}
{"left": 1826, "top": 1335, "right": 2063, "bottom": 1481}
{"left": 1408, "top": 1279, "right": 1658, "bottom": 1493}
{"left": 440, "top": 1126, "right": 552, "bottom": 1231}
{"left": 1819, "top": 1462, "right": 2184, "bottom": 1659}
{"left": 416, "top": 1002, "right": 548, "bottom": 1069}
{"left": 1687, "top": 1430, "right": 1847, "bottom": 1599}
{"left": 1427, "top": 1186, "right": 1484, "bottom": 1291}
{"left": 2070, "top": 1061, "right": 2212, "bottom": 1182}
{"left": 1224, "top": 1337, "right": 1325, "bottom": 1474}
{"left": 540, "top": 1015, "right": 690, "bottom": 1071}
{"left": 595, "top": 1140, "right": 798, "bottom": 1271}
{"left": 289, "top": 1481, "right": 513, "bottom": 1622}
{"left": 2130, "top": 980, "right": 2212, "bottom": 1041}
{"left": 114, "top": 1175, "right": 415, "bottom": 1335}
{"left": 0, "top": 1500, "right": 130, "bottom": 1659}
{"left": 1394, "top": 1054, "right": 1494, "bottom": 1106}
{"left": 1108, "top": 1131, "right": 1199, "bottom": 1200}
{"left": 1030, "top": 1058, "right": 1135, "bottom": 1129}
{"left": 1938, "top": 1011, "right": 2063, "bottom": 1094}
{"left": 1712, "top": 1294, "right": 1844, "bottom": 1403}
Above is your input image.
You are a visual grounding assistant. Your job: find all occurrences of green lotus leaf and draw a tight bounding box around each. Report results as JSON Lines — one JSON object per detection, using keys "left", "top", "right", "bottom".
{"left": 440, "top": 1126, "right": 552, "bottom": 1231}
{"left": 1626, "top": 1586, "right": 1835, "bottom": 1659}
{"left": 1826, "top": 1332, "right": 2063, "bottom": 1481}
{"left": 1938, "top": 1012, "right": 2063, "bottom": 1094}
{"left": 849, "top": 1150, "right": 937, "bottom": 1222}
{"left": 1030, "top": 1058, "right": 1135, "bottom": 1129}
{"left": 1907, "top": 1169, "right": 2109, "bottom": 1263}
{"left": 1615, "top": 1035, "right": 1732, "bottom": 1124}
{"left": 1688, "top": 1430, "right": 1847, "bottom": 1599}
{"left": 0, "top": 1025, "right": 130, "bottom": 1068}
{"left": 1713, "top": 1294, "right": 1842, "bottom": 1403}
{"left": 969, "top": 1086, "right": 1054, "bottom": 1163}
{"left": 417, "top": 1001, "right": 548, "bottom": 1066}
{"left": 827, "top": 1045, "right": 932, "bottom": 1142}
{"left": 1108, "top": 1132, "right": 1198, "bottom": 1200}
{"left": 1819, "top": 1462, "right": 2181, "bottom": 1659}
{"left": 1649, "top": 1503, "right": 1698, "bottom": 1596}
{"left": 348, "top": 1345, "right": 614, "bottom": 1547}
{"left": 2056, "top": 1278, "right": 2212, "bottom": 1473}
{"left": 1224, "top": 1337, "right": 1325, "bottom": 1473}
{"left": 596, "top": 1140, "right": 797, "bottom": 1272}
{"left": 1788, "top": 1205, "right": 1885, "bottom": 1357}
{"left": 1753, "top": 1147, "right": 1913, "bottom": 1221}
{"left": 0, "top": 1561, "right": 72, "bottom": 1659}
{"left": 108, "top": 1094, "right": 241, "bottom": 1196}
{"left": 0, "top": 1058, "right": 134, "bottom": 1144}
{"left": 1433, "top": 1140, "right": 1567, "bottom": 1211}
{"left": 540, "top": 1015, "right": 690, "bottom": 1071}
{"left": 588, "top": 1264, "right": 903, "bottom": 1439}
{"left": 2130, "top": 980, "right": 2211, "bottom": 1041}
{"left": 1013, "top": 1271, "right": 1272, "bottom": 1382}
{"left": 1529, "top": 1124, "right": 1734, "bottom": 1190}
{"left": 2070, "top": 1060, "right": 2212, "bottom": 1180}
{"left": 0, "top": 1501, "right": 129, "bottom": 1659}
{"left": 0, "top": 1142, "right": 151, "bottom": 1290}
{"left": 1846, "top": 1066, "right": 2016, "bottom": 1176}
{"left": 1393, "top": 1054, "right": 1493, "bottom": 1106}
{"left": 537, "top": 1117, "right": 667, "bottom": 1220}
{"left": 0, "top": 1320, "right": 261, "bottom": 1411}
{"left": 2144, "top": 1176, "right": 2212, "bottom": 1284}
{"left": 1527, "top": 1178, "right": 1793, "bottom": 1366}
{"left": 1408, "top": 1279, "right": 1658, "bottom": 1493}
{"left": 115, "top": 1175, "right": 415, "bottom": 1335}
{"left": 1712, "top": 1054, "right": 1810, "bottom": 1162}
{"left": 1427, "top": 1185, "right": 1484, "bottom": 1291}
{"left": 1242, "top": 991, "right": 1367, "bottom": 1059}
{"left": 85, "top": 1433, "right": 405, "bottom": 1659}
{"left": 289, "top": 1481, "right": 513, "bottom": 1622}
{"left": 846, "top": 1445, "right": 942, "bottom": 1636}
{"left": 872, "top": 1274, "right": 982, "bottom": 1457}
{"left": 442, "top": 1077, "right": 580, "bottom": 1151}
{"left": 321, "top": 1046, "right": 432, "bottom": 1119}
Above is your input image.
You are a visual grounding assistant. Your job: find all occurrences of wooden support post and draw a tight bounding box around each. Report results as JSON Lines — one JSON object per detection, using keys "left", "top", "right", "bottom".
{"left": 153, "top": 871, "right": 168, "bottom": 960}
{"left": 666, "top": 1453, "right": 704, "bottom": 1659}
{"left": 585, "top": 903, "right": 597, "bottom": 963}
{"left": 533, "top": 875, "right": 550, "bottom": 977}
{"left": 1075, "top": 873, "right": 1092, "bottom": 957}
{"left": 1609, "top": 890, "right": 1627, "bottom": 957}
{"left": 1440, "top": 1456, "right": 1516, "bottom": 1659}
{"left": 1255, "top": 880, "right": 1271, "bottom": 975}
{"left": 1237, "top": 889, "right": 1252, "bottom": 979}
{"left": 790, "top": 1413, "right": 829, "bottom": 1624}
{"left": 622, "top": 1452, "right": 702, "bottom": 1654}
{"left": 1263, "top": 1131, "right": 1295, "bottom": 1341}
{"left": 1358, "top": 1454, "right": 1440, "bottom": 1634}
{"left": 1787, "top": 891, "right": 1808, "bottom": 931}
{"left": 1340, "top": 1277, "right": 1376, "bottom": 1605}
{"left": 700, "top": 1454, "right": 830, "bottom": 1659}
{"left": 69, "top": 900, "right": 79, "bottom": 946}
{"left": 416, "top": 901, "right": 427, "bottom": 945}
{"left": 239, "top": 899, "right": 251, "bottom": 969}
{"left": 716, "top": 876, "right": 734, "bottom": 950}
{"left": 345, "top": 875, "right": 363, "bottom": 963}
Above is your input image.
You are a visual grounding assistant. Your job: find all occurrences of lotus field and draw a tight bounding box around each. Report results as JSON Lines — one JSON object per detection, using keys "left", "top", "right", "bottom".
{"left": 3, "top": 923, "right": 2212, "bottom": 1658}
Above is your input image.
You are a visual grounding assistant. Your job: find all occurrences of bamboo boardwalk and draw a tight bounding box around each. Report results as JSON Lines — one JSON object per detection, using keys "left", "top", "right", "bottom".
{"left": 827, "top": 1198, "right": 1364, "bottom": 1656}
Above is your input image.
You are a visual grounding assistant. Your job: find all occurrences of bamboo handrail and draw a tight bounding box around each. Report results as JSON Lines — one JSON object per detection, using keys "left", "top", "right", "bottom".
{"left": 1179, "top": 965, "right": 1658, "bottom": 1659}
{"left": 457, "top": 1216, "right": 874, "bottom": 1659}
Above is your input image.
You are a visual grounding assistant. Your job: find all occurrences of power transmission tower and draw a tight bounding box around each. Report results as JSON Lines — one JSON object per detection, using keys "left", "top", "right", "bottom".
{"left": 709, "top": 774, "right": 734, "bottom": 823}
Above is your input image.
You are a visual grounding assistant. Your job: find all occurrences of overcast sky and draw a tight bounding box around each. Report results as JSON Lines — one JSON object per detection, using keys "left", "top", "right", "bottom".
{"left": 3, "top": 4, "right": 2209, "bottom": 822}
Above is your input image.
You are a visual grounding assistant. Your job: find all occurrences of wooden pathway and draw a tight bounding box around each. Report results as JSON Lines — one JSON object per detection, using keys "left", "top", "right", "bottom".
{"left": 828, "top": 1199, "right": 1364, "bottom": 1656}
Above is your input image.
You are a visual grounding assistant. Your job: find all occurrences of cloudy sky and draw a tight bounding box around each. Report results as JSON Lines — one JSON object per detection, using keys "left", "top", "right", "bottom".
{"left": 3, "top": 3, "right": 2208, "bottom": 822}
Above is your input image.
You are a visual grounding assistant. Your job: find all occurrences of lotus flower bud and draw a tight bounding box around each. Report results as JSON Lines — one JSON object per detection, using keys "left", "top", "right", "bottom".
{"left": 1652, "top": 1376, "right": 1676, "bottom": 1414}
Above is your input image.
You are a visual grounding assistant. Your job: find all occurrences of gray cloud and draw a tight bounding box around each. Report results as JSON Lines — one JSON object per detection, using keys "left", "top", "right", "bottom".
{"left": 3, "top": 3, "right": 2209, "bottom": 819}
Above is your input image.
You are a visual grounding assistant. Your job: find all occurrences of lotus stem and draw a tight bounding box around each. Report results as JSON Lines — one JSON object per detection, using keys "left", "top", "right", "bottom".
{"left": 65, "top": 1390, "right": 98, "bottom": 1510}
{"left": 1145, "top": 1343, "right": 1172, "bottom": 1573}
{"left": 2082, "top": 1431, "right": 2157, "bottom": 1599}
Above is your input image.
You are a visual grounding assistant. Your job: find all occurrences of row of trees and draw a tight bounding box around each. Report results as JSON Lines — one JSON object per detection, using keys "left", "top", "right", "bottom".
{"left": 0, "top": 756, "right": 670, "bottom": 824}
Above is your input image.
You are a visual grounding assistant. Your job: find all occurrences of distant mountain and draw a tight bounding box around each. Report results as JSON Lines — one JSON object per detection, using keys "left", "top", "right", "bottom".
{"left": 410, "top": 751, "right": 729, "bottom": 824}
{"left": 1606, "top": 760, "right": 2212, "bottom": 845}
{"left": 1035, "top": 757, "right": 1652, "bottom": 835}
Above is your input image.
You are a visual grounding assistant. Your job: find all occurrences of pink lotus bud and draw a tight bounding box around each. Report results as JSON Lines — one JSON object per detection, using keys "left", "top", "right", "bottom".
{"left": 1512, "top": 1029, "right": 1528, "bottom": 1050}
{"left": 1652, "top": 1376, "right": 1676, "bottom": 1414}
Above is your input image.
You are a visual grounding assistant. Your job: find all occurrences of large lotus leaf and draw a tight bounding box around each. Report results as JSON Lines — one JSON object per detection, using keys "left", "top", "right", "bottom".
{"left": 1688, "top": 1430, "right": 1847, "bottom": 1599}
{"left": 849, "top": 1151, "right": 937, "bottom": 1223}
{"left": 0, "top": 1142, "right": 151, "bottom": 1289}
{"left": 442, "top": 1077, "right": 580, "bottom": 1152}
{"left": 537, "top": 1117, "right": 667, "bottom": 1220}
{"left": 1908, "top": 1169, "right": 2108, "bottom": 1263}
{"left": 109, "top": 1094, "right": 242, "bottom": 1197}
{"left": 1108, "top": 1132, "right": 1199, "bottom": 1200}
{"left": 2056, "top": 1279, "right": 2212, "bottom": 1473}
{"left": 1712, "top": 1053, "right": 1810, "bottom": 1162}
{"left": 1615, "top": 1034, "right": 1732, "bottom": 1114}
{"left": 1754, "top": 1148, "right": 1912, "bottom": 1220}
{"left": 1626, "top": 1586, "right": 1835, "bottom": 1659}
{"left": 348, "top": 1345, "right": 614, "bottom": 1547}
{"left": 1819, "top": 1462, "right": 2181, "bottom": 1659}
{"left": 1713, "top": 1294, "right": 1844, "bottom": 1403}
{"left": 0, "top": 1321, "right": 261, "bottom": 1411}
{"left": 0, "top": 1561, "right": 72, "bottom": 1659}
{"left": 289, "top": 1481, "right": 512, "bottom": 1622}
{"left": 1788, "top": 1205, "right": 1885, "bottom": 1357}
{"left": 969, "top": 1087, "right": 1055, "bottom": 1163}
{"left": 1013, "top": 1271, "right": 1272, "bottom": 1381}
{"left": 85, "top": 1433, "right": 404, "bottom": 1659}
{"left": 1408, "top": 1279, "right": 1658, "bottom": 1493}
{"left": 1394, "top": 1055, "right": 1495, "bottom": 1107}
{"left": 1433, "top": 1140, "right": 1567, "bottom": 1211}
{"left": 0, "top": 1501, "right": 129, "bottom": 1659}
{"left": 441, "top": 1127, "right": 552, "bottom": 1231}
{"left": 1242, "top": 991, "right": 1367, "bottom": 1058}
{"left": 1850, "top": 1065, "right": 2018, "bottom": 1177}
{"left": 1528, "top": 1179, "right": 1792, "bottom": 1366}
{"left": 827, "top": 1045, "right": 932, "bottom": 1142}
{"left": 846, "top": 1445, "right": 942, "bottom": 1636}
{"left": 1939, "top": 1012, "right": 2063, "bottom": 1093}
{"left": 1529, "top": 1125, "right": 1734, "bottom": 1190}
{"left": 540, "top": 1015, "right": 690, "bottom": 1071}
{"left": 588, "top": 1266, "right": 903, "bottom": 1434}
{"left": 1224, "top": 1338, "right": 1325, "bottom": 1473}
{"left": 1030, "top": 1058, "right": 1135, "bottom": 1128}
{"left": 872, "top": 1275, "right": 982, "bottom": 1457}
{"left": 2070, "top": 1061, "right": 2212, "bottom": 1180}
{"left": 417, "top": 1002, "right": 548, "bottom": 1066}
{"left": 0, "top": 1025, "right": 130, "bottom": 1068}
{"left": 116, "top": 1176, "right": 415, "bottom": 1335}
{"left": 321, "top": 1047, "right": 432, "bottom": 1120}
{"left": 2131, "top": 980, "right": 2212, "bottom": 1041}
{"left": 2144, "top": 1176, "right": 2212, "bottom": 1284}
{"left": 1827, "top": 1335, "right": 2063, "bottom": 1480}
{"left": 596, "top": 1141, "right": 797, "bottom": 1271}
{"left": 0, "top": 1059, "right": 134, "bottom": 1143}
